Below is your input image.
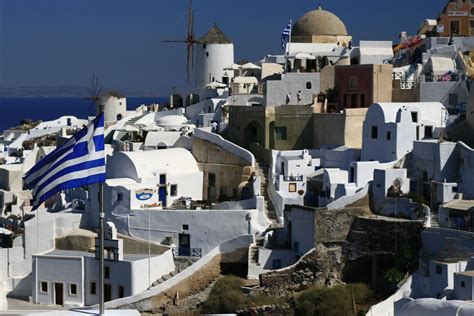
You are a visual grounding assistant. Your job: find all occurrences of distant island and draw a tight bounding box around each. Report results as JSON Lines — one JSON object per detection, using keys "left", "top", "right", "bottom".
{"left": 0, "top": 85, "right": 163, "bottom": 97}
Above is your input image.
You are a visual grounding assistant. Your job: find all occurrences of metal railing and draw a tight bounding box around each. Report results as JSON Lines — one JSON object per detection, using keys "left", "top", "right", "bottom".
{"left": 172, "top": 247, "right": 202, "bottom": 258}
{"left": 393, "top": 72, "right": 463, "bottom": 90}
{"left": 283, "top": 175, "right": 304, "bottom": 182}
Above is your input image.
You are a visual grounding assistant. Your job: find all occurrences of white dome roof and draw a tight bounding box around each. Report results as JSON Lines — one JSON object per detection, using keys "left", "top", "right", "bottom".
{"left": 156, "top": 115, "right": 187, "bottom": 128}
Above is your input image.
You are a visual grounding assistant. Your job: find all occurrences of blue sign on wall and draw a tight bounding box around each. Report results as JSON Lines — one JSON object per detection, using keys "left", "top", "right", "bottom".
{"left": 135, "top": 188, "right": 154, "bottom": 201}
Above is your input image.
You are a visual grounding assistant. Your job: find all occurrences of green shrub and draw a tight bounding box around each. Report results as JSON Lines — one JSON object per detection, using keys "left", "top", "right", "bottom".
{"left": 201, "top": 276, "right": 247, "bottom": 314}
{"left": 294, "top": 283, "right": 372, "bottom": 316}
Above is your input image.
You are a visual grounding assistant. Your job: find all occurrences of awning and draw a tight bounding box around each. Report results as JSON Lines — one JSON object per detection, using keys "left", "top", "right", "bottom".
{"left": 241, "top": 62, "right": 261, "bottom": 70}
{"left": 233, "top": 76, "right": 259, "bottom": 84}
{"left": 295, "top": 52, "right": 316, "bottom": 60}
{"left": 224, "top": 63, "right": 241, "bottom": 70}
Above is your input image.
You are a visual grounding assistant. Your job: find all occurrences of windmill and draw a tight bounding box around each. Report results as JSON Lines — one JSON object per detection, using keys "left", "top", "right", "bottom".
{"left": 162, "top": 0, "right": 199, "bottom": 84}
{"left": 85, "top": 74, "right": 103, "bottom": 115}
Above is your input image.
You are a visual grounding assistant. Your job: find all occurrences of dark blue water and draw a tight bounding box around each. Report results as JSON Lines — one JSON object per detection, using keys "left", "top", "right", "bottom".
{"left": 0, "top": 97, "right": 167, "bottom": 132}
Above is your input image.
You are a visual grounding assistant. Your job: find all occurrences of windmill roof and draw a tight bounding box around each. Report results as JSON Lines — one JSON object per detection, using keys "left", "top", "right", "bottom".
{"left": 199, "top": 25, "right": 232, "bottom": 44}
{"left": 103, "top": 90, "right": 125, "bottom": 99}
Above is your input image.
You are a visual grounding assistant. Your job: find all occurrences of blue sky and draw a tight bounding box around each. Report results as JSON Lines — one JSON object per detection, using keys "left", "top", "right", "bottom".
{"left": 0, "top": 0, "right": 447, "bottom": 95}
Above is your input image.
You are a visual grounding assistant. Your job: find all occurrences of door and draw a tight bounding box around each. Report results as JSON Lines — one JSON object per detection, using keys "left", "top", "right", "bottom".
{"left": 158, "top": 187, "right": 167, "bottom": 206}
{"left": 54, "top": 283, "right": 63, "bottom": 305}
{"left": 159, "top": 174, "right": 167, "bottom": 206}
{"left": 104, "top": 284, "right": 112, "bottom": 302}
{"left": 208, "top": 173, "right": 216, "bottom": 202}
{"left": 178, "top": 233, "right": 191, "bottom": 256}
{"left": 241, "top": 187, "right": 250, "bottom": 200}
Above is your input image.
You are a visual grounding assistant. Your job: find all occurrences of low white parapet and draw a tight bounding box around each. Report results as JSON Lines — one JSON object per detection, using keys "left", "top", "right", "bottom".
{"left": 193, "top": 128, "right": 255, "bottom": 167}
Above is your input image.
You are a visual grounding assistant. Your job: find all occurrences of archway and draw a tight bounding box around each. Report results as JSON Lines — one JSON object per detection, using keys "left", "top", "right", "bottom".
{"left": 171, "top": 94, "right": 183, "bottom": 108}
{"left": 244, "top": 120, "right": 263, "bottom": 149}
{"left": 185, "top": 93, "right": 200, "bottom": 107}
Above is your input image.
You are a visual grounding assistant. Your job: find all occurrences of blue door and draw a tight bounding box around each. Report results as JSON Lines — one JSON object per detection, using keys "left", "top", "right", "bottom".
{"left": 159, "top": 187, "right": 167, "bottom": 207}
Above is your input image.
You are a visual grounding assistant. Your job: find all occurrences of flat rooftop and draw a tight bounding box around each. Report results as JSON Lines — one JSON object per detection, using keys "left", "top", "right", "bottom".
{"left": 443, "top": 199, "right": 474, "bottom": 212}
{"left": 40, "top": 249, "right": 153, "bottom": 262}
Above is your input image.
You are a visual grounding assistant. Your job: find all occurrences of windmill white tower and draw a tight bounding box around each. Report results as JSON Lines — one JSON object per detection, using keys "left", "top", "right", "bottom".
{"left": 194, "top": 24, "right": 234, "bottom": 88}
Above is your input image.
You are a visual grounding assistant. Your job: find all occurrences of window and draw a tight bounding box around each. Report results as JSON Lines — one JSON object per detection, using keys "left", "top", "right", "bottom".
{"left": 170, "top": 185, "right": 177, "bottom": 197}
{"left": 206, "top": 52, "right": 209, "bottom": 57}
{"left": 208, "top": 173, "right": 216, "bottom": 187}
{"left": 159, "top": 174, "right": 166, "bottom": 185}
{"left": 40, "top": 281, "right": 48, "bottom": 293}
{"left": 351, "top": 94, "right": 358, "bottom": 108}
{"left": 349, "top": 76, "right": 358, "bottom": 90}
{"left": 117, "top": 192, "right": 123, "bottom": 201}
{"left": 105, "top": 266, "right": 110, "bottom": 279}
{"left": 451, "top": 20, "right": 460, "bottom": 35}
{"left": 343, "top": 94, "right": 349, "bottom": 108}
{"left": 275, "top": 127, "right": 287, "bottom": 140}
{"left": 416, "top": 126, "right": 420, "bottom": 140}
{"left": 360, "top": 94, "right": 365, "bottom": 107}
{"left": 289, "top": 183, "right": 297, "bottom": 193}
{"left": 449, "top": 93, "right": 458, "bottom": 106}
{"left": 182, "top": 224, "right": 189, "bottom": 231}
{"left": 411, "top": 111, "right": 418, "bottom": 123}
{"left": 203, "top": 44, "right": 207, "bottom": 49}
{"left": 118, "top": 286, "right": 125, "bottom": 298}
{"left": 425, "top": 126, "right": 433, "bottom": 138}
{"left": 462, "top": 281, "right": 466, "bottom": 288}
{"left": 69, "top": 283, "right": 78, "bottom": 296}
{"left": 306, "top": 82, "right": 312, "bottom": 89}
{"left": 387, "top": 131, "right": 391, "bottom": 140}
{"left": 90, "top": 282, "right": 97, "bottom": 295}
{"left": 371, "top": 126, "right": 378, "bottom": 139}
{"left": 436, "top": 264, "right": 443, "bottom": 275}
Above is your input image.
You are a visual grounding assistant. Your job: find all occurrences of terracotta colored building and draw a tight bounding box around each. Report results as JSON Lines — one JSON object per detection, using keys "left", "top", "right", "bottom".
{"left": 334, "top": 64, "right": 393, "bottom": 110}
{"left": 437, "top": 0, "right": 474, "bottom": 37}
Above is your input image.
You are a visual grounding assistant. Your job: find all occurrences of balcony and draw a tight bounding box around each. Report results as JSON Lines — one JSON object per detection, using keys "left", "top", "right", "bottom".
{"left": 283, "top": 175, "right": 304, "bottom": 182}
{"left": 172, "top": 247, "right": 202, "bottom": 258}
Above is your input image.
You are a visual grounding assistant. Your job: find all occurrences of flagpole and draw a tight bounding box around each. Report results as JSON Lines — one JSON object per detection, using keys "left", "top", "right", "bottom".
{"left": 99, "top": 182, "right": 105, "bottom": 315}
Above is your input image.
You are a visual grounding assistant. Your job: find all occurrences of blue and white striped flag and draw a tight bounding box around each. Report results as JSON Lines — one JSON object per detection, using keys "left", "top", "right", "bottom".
{"left": 24, "top": 113, "right": 106, "bottom": 210}
{"left": 281, "top": 20, "right": 292, "bottom": 49}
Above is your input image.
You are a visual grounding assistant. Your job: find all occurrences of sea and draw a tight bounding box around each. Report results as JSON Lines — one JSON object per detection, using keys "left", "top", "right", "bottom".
{"left": 0, "top": 96, "right": 168, "bottom": 132}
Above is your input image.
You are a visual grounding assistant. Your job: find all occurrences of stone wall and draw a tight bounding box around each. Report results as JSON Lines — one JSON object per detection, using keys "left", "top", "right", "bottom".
{"left": 315, "top": 208, "right": 368, "bottom": 243}
{"left": 259, "top": 213, "right": 423, "bottom": 295}
{"left": 259, "top": 244, "right": 343, "bottom": 296}
{"left": 192, "top": 136, "right": 254, "bottom": 201}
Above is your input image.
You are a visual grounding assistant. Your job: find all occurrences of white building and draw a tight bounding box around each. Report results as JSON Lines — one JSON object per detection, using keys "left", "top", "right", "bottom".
{"left": 32, "top": 223, "right": 174, "bottom": 307}
{"left": 29, "top": 116, "right": 87, "bottom": 139}
{"left": 97, "top": 91, "right": 127, "bottom": 124}
{"left": 195, "top": 24, "right": 234, "bottom": 88}
{"left": 361, "top": 102, "right": 448, "bottom": 163}
{"left": 453, "top": 271, "right": 474, "bottom": 300}
{"left": 92, "top": 148, "right": 203, "bottom": 211}
{"left": 372, "top": 168, "right": 410, "bottom": 213}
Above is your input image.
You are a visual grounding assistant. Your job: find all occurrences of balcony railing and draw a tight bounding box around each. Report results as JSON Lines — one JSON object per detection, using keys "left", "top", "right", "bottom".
{"left": 283, "top": 175, "right": 304, "bottom": 182}
{"left": 393, "top": 72, "right": 463, "bottom": 90}
{"left": 172, "top": 247, "right": 202, "bottom": 258}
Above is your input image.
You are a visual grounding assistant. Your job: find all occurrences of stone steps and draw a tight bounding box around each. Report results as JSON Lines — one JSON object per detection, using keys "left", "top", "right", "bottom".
{"left": 254, "top": 160, "right": 278, "bottom": 223}
{"left": 150, "top": 270, "right": 178, "bottom": 288}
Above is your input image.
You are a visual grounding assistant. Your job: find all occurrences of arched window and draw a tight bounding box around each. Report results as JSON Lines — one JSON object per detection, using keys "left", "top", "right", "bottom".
{"left": 349, "top": 76, "right": 358, "bottom": 90}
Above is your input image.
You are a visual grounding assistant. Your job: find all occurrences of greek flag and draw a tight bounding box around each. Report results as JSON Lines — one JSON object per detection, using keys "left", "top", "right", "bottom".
{"left": 24, "top": 113, "right": 106, "bottom": 210}
{"left": 281, "top": 20, "right": 292, "bottom": 49}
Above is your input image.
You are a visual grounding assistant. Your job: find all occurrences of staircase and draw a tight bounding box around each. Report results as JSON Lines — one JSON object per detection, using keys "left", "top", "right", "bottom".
{"left": 147, "top": 254, "right": 198, "bottom": 289}
{"left": 254, "top": 160, "right": 278, "bottom": 224}
{"left": 249, "top": 245, "right": 259, "bottom": 265}
{"left": 430, "top": 210, "right": 440, "bottom": 228}
{"left": 149, "top": 270, "right": 178, "bottom": 288}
